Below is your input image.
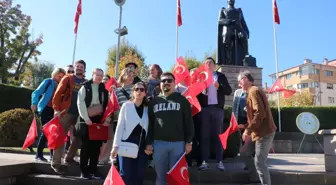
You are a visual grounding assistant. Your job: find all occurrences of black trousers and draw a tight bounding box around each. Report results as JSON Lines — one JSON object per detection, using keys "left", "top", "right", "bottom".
{"left": 186, "top": 113, "right": 202, "bottom": 166}
{"left": 80, "top": 136, "right": 102, "bottom": 175}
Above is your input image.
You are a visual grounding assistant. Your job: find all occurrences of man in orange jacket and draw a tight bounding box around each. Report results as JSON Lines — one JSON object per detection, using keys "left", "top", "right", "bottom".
{"left": 51, "top": 60, "right": 86, "bottom": 174}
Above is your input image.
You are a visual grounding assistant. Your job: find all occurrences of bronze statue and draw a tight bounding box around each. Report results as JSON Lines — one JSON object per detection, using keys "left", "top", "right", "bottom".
{"left": 216, "top": 0, "right": 250, "bottom": 66}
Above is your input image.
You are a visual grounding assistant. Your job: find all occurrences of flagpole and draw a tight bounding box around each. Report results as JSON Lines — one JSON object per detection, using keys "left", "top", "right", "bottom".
{"left": 273, "top": 13, "right": 281, "bottom": 132}
{"left": 72, "top": 33, "right": 78, "bottom": 65}
{"left": 175, "top": 0, "right": 179, "bottom": 60}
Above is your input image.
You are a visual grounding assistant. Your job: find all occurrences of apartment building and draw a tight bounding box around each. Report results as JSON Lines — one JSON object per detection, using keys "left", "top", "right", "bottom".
{"left": 269, "top": 58, "right": 336, "bottom": 106}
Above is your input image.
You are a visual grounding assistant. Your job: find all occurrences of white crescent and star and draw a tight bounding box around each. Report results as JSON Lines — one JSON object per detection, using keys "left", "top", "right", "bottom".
{"left": 197, "top": 71, "right": 209, "bottom": 82}
{"left": 273, "top": 85, "right": 279, "bottom": 91}
{"left": 48, "top": 124, "right": 59, "bottom": 138}
{"left": 180, "top": 166, "right": 189, "bottom": 182}
{"left": 174, "top": 64, "right": 186, "bottom": 75}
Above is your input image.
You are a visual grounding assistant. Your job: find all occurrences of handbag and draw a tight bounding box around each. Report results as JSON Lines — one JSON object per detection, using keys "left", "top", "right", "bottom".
{"left": 87, "top": 104, "right": 104, "bottom": 117}
{"left": 117, "top": 123, "right": 144, "bottom": 159}
{"left": 87, "top": 92, "right": 105, "bottom": 117}
{"left": 88, "top": 124, "right": 109, "bottom": 140}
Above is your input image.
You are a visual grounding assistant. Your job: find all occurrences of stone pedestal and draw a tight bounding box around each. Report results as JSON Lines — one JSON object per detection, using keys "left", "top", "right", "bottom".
{"left": 218, "top": 65, "right": 263, "bottom": 106}
{"left": 318, "top": 129, "right": 336, "bottom": 172}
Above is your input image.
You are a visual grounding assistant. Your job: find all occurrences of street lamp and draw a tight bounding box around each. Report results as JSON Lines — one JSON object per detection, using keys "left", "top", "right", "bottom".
{"left": 114, "top": 0, "right": 127, "bottom": 79}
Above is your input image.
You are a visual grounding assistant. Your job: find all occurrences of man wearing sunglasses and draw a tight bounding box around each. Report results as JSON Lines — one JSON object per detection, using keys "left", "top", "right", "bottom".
{"left": 125, "top": 62, "right": 142, "bottom": 84}
{"left": 146, "top": 72, "right": 194, "bottom": 185}
{"left": 66, "top": 65, "right": 74, "bottom": 74}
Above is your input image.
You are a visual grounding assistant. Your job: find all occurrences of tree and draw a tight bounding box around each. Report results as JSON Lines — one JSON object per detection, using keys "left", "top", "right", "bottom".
{"left": 277, "top": 90, "right": 314, "bottom": 107}
{"left": 204, "top": 49, "right": 216, "bottom": 61}
{"left": 0, "top": 0, "right": 43, "bottom": 84}
{"left": 106, "top": 38, "right": 146, "bottom": 78}
{"left": 23, "top": 60, "right": 55, "bottom": 88}
{"left": 170, "top": 55, "right": 202, "bottom": 72}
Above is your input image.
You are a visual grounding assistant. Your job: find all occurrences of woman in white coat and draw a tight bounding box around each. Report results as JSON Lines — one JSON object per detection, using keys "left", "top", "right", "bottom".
{"left": 111, "top": 82, "right": 150, "bottom": 185}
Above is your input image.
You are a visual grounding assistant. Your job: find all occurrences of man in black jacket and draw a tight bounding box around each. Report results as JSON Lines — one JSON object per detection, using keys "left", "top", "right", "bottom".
{"left": 197, "top": 57, "right": 232, "bottom": 171}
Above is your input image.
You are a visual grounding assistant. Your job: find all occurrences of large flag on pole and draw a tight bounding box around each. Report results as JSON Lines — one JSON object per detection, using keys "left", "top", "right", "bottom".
{"left": 74, "top": 0, "right": 82, "bottom": 34}
{"left": 272, "top": 0, "right": 281, "bottom": 131}
{"left": 177, "top": 0, "right": 182, "bottom": 26}
{"left": 273, "top": 0, "right": 280, "bottom": 24}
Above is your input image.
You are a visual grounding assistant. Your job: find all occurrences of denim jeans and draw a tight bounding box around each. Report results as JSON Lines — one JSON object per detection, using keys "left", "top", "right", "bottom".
{"left": 241, "top": 132, "right": 275, "bottom": 185}
{"left": 118, "top": 134, "right": 148, "bottom": 185}
{"left": 153, "top": 140, "right": 185, "bottom": 185}
{"left": 36, "top": 106, "right": 54, "bottom": 159}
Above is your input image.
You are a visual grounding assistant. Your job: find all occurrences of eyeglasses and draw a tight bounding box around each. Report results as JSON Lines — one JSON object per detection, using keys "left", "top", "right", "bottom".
{"left": 161, "top": 79, "right": 174, "bottom": 83}
{"left": 67, "top": 70, "right": 74, "bottom": 74}
{"left": 134, "top": 87, "right": 145, "bottom": 92}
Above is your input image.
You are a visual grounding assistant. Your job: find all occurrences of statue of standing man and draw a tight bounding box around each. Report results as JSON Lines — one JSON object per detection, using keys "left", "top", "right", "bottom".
{"left": 216, "top": 0, "right": 250, "bottom": 66}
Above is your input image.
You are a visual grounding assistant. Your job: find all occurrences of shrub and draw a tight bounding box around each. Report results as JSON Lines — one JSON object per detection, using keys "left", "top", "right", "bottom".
{"left": 0, "top": 109, "right": 35, "bottom": 147}
{"left": 0, "top": 84, "right": 33, "bottom": 113}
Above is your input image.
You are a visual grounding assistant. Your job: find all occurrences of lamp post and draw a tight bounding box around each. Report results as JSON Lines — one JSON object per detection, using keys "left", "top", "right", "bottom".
{"left": 114, "top": 0, "right": 127, "bottom": 79}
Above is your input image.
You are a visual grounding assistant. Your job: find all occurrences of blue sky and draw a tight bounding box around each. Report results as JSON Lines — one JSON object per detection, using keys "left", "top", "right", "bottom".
{"left": 16, "top": 0, "right": 335, "bottom": 86}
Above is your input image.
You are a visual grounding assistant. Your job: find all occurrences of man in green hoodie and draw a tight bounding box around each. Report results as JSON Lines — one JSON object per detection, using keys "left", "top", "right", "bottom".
{"left": 146, "top": 72, "right": 194, "bottom": 185}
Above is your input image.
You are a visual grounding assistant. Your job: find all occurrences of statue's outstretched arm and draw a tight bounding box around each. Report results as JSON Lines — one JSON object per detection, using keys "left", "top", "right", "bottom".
{"left": 240, "top": 8, "right": 250, "bottom": 38}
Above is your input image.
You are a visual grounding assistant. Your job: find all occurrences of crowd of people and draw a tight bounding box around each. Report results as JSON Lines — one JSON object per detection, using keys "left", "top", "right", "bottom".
{"left": 29, "top": 58, "right": 276, "bottom": 185}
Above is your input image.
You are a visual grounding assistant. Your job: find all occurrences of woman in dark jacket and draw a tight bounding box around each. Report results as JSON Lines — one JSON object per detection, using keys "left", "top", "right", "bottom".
{"left": 77, "top": 68, "right": 110, "bottom": 179}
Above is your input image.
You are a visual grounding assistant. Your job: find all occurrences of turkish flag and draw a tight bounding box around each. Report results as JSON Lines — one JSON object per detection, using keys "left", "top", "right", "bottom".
{"left": 42, "top": 116, "right": 67, "bottom": 150}
{"left": 74, "top": 0, "right": 82, "bottom": 34}
{"left": 283, "top": 89, "right": 296, "bottom": 98}
{"left": 182, "top": 86, "right": 201, "bottom": 116}
{"left": 22, "top": 117, "right": 38, "bottom": 150}
{"left": 104, "top": 165, "right": 125, "bottom": 185}
{"left": 219, "top": 113, "right": 238, "bottom": 150}
{"left": 177, "top": 0, "right": 182, "bottom": 26}
{"left": 269, "top": 78, "right": 285, "bottom": 93}
{"left": 190, "top": 63, "right": 214, "bottom": 90}
{"left": 273, "top": 0, "right": 280, "bottom": 24}
{"left": 167, "top": 153, "right": 189, "bottom": 185}
{"left": 101, "top": 90, "right": 120, "bottom": 123}
{"left": 105, "top": 78, "right": 118, "bottom": 92}
{"left": 173, "top": 57, "right": 190, "bottom": 85}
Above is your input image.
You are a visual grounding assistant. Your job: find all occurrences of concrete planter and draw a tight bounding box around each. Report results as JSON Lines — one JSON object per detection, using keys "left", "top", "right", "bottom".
{"left": 318, "top": 129, "right": 336, "bottom": 172}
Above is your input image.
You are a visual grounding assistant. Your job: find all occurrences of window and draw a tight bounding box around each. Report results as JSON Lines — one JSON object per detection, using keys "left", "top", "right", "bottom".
{"left": 310, "top": 82, "right": 319, "bottom": 88}
{"left": 327, "top": 83, "right": 334, "bottom": 89}
{"left": 297, "top": 83, "right": 308, "bottom": 89}
{"left": 325, "top": 71, "right": 333, "bottom": 76}
{"left": 296, "top": 71, "right": 301, "bottom": 76}
{"left": 328, "top": 97, "right": 335, "bottom": 104}
{"left": 286, "top": 74, "right": 292, "bottom": 79}
{"left": 313, "top": 69, "right": 320, "bottom": 74}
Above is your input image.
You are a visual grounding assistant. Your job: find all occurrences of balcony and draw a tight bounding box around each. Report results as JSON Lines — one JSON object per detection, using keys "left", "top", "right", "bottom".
{"left": 298, "top": 74, "right": 319, "bottom": 82}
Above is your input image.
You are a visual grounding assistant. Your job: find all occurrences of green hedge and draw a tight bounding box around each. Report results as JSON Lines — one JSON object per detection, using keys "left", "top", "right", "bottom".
{"left": 223, "top": 106, "right": 336, "bottom": 132}
{"left": 0, "top": 109, "right": 35, "bottom": 147}
{"left": 0, "top": 84, "right": 33, "bottom": 113}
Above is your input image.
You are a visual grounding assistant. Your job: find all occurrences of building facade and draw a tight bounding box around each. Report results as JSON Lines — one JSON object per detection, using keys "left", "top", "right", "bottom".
{"left": 269, "top": 58, "right": 336, "bottom": 106}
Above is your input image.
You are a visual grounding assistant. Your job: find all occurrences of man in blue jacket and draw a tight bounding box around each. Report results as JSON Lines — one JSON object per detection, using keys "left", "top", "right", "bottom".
{"left": 31, "top": 68, "right": 66, "bottom": 162}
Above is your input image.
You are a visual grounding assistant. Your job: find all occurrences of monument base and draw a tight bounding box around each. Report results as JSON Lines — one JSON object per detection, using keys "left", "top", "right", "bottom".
{"left": 217, "top": 65, "right": 263, "bottom": 106}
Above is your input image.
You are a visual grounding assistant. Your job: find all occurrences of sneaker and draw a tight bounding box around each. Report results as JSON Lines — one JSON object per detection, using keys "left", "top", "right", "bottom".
{"left": 64, "top": 159, "right": 79, "bottom": 165}
{"left": 91, "top": 172, "right": 103, "bottom": 180}
{"left": 198, "top": 161, "right": 209, "bottom": 171}
{"left": 217, "top": 161, "right": 225, "bottom": 171}
{"left": 98, "top": 161, "right": 110, "bottom": 165}
{"left": 80, "top": 173, "right": 92, "bottom": 180}
{"left": 35, "top": 157, "right": 48, "bottom": 162}
{"left": 51, "top": 165, "right": 65, "bottom": 174}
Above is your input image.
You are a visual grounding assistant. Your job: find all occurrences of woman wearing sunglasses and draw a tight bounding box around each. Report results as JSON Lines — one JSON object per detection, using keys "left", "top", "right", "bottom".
{"left": 111, "top": 82, "right": 150, "bottom": 185}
